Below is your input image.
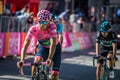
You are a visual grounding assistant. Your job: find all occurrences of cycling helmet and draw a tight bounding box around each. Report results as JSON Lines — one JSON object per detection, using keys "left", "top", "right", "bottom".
{"left": 37, "top": 10, "right": 50, "bottom": 21}
{"left": 100, "top": 21, "right": 111, "bottom": 32}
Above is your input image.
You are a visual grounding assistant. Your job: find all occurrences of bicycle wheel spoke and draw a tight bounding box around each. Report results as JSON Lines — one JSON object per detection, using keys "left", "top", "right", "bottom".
{"left": 30, "top": 62, "right": 52, "bottom": 80}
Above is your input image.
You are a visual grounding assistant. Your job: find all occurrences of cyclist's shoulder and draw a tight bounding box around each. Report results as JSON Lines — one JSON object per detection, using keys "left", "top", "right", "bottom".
{"left": 48, "top": 22, "right": 57, "bottom": 29}
{"left": 29, "top": 24, "right": 39, "bottom": 32}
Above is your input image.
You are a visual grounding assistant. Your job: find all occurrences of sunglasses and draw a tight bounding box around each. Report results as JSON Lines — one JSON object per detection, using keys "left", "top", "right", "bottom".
{"left": 39, "top": 21, "right": 48, "bottom": 25}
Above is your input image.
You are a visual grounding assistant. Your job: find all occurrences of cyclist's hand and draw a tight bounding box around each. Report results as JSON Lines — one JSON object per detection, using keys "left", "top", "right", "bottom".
{"left": 17, "top": 61, "right": 24, "bottom": 75}
{"left": 96, "top": 54, "right": 101, "bottom": 58}
{"left": 17, "top": 61, "right": 24, "bottom": 68}
{"left": 46, "top": 59, "right": 53, "bottom": 67}
{"left": 96, "top": 54, "right": 103, "bottom": 60}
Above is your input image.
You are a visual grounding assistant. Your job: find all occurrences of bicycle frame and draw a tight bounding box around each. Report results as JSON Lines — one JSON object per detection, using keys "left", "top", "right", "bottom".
{"left": 100, "top": 58, "right": 110, "bottom": 80}
{"left": 93, "top": 56, "right": 115, "bottom": 80}
{"left": 33, "top": 62, "right": 52, "bottom": 80}
{"left": 17, "top": 62, "right": 52, "bottom": 80}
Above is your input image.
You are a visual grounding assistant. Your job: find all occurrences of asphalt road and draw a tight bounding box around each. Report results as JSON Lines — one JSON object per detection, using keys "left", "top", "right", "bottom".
{"left": 0, "top": 48, "right": 120, "bottom": 80}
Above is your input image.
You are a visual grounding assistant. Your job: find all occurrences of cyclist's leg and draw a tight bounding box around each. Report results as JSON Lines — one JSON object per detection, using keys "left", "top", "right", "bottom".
{"left": 96, "top": 63, "right": 102, "bottom": 80}
{"left": 31, "top": 46, "right": 46, "bottom": 78}
{"left": 52, "top": 43, "right": 61, "bottom": 80}
{"left": 107, "top": 51, "right": 114, "bottom": 70}
{"left": 96, "top": 58, "right": 103, "bottom": 80}
{"left": 32, "top": 56, "right": 43, "bottom": 77}
{"left": 96, "top": 47, "right": 107, "bottom": 80}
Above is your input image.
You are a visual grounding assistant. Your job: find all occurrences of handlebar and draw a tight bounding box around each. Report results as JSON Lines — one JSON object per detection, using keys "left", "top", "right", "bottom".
{"left": 93, "top": 56, "right": 115, "bottom": 60}
{"left": 93, "top": 56, "right": 116, "bottom": 66}
{"left": 17, "top": 62, "right": 48, "bottom": 75}
{"left": 23, "top": 62, "right": 47, "bottom": 67}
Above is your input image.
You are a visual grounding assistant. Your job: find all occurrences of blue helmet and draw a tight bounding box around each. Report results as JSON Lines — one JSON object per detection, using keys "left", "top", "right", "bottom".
{"left": 100, "top": 21, "right": 111, "bottom": 32}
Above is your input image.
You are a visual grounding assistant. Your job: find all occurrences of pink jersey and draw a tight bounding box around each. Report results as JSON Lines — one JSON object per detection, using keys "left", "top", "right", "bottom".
{"left": 26, "top": 22, "right": 58, "bottom": 48}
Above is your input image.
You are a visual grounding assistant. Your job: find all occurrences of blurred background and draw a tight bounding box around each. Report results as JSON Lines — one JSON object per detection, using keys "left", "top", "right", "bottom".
{"left": 0, "top": 0, "right": 120, "bottom": 80}
{"left": 0, "top": 0, "right": 120, "bottom": 32}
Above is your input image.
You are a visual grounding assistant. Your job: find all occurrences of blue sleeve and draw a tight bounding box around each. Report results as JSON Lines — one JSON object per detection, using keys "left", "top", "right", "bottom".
{"left": 57, "top": 23, "right": 63, "bottom": 33}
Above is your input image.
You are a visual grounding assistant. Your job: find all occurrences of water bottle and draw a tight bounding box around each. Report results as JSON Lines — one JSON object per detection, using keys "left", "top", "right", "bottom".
{"left": 48, "top": 67, "right": 52, "bottom": 79}
{"left": 109, "top": 70, "right": 115, "bottom": 78}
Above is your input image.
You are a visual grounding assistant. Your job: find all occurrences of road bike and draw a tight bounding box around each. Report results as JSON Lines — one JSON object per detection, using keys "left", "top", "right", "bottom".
{"left": 93, "top": 56, "right": 116, "bottom": 80}
{"left": 17, "top": 62, "right": 52, "bottom": 80}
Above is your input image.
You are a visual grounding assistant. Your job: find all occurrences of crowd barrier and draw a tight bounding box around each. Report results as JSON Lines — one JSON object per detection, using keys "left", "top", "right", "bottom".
{"left": 62, "top": 32, "right": 72, "bottom": 48}
{"left": 0, "top": 32, "right": 97, "bottom": 58}
{"left": 0, "top": 16, "right": 28, "bottom": 32}
{"left": 0, "top": 32, "right": 96, "bottom": 57}
{"left": 62, "top": 32, "right": 96, "bottom": 52}
{"left": 0, "top": 32, "right": 37, "bottom": 57}
{"left": 0, "top": 16, "right": 98, "bottom": 57}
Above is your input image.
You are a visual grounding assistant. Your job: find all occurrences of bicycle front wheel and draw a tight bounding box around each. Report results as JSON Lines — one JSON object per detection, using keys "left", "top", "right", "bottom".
{"left": 100, "top": 68, "right": 109, "bottom": 80}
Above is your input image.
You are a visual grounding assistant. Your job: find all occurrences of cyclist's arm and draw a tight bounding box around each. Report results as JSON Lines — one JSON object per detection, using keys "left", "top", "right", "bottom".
{"left": 48, "top": 22, "right": 57, "bottom": 60}
{"left": 58, "top": 33, "right": 63, "bottom": 45}
{"left": 57, "top": 23, "right": 63, "bottom": 45}
{"left": 48, "top": 37, "right": 56, "bottom": 60}
{"left": 34, "top": 41, "right": 39, "bottom": 54}
{"left": 96, "top": 43, "right": 100, "bottom": 55}
{"left": 20, "top": 27, "right": 33, "bottom": 62}
{"left": 20, "top": 39, "right": 31, "bottom": 62}
{"left": 96, "top": 32, "right": 100, "bottom": 55}
{"left": 112, "top": 42, "right": 117, "bottom": 56}
{"left": 112, "top": 32, "right": 117, "bottom": 56}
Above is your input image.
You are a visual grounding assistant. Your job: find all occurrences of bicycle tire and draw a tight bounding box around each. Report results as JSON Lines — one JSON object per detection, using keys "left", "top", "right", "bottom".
{"left": 93, "top": 56, "right": 116, "bottom": 80}
{"left": 100, "top": 67, "right": 108, "bottom": 80}
{"left": 35, "top": 67, "right": 40, "bottom": 80}
{"left": 100, "top": 67, "right": 104, "bottom": 80}
{"left": 105, "top": 76, "right": 109, "bottom": 80}
{"left": 34, "top": 64, "right": 51, "bottom": 80}
{"left": 100, "top": 67, "right": 111, "bottom": 80}
{"left": 35, "top": 68, "right": 46, "bottom": 80}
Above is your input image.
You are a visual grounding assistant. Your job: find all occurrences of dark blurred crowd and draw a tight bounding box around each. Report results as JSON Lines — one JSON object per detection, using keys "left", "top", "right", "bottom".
{"left": 0, "top": 2, "right": 118, "bottom": 33}
{"left": 0, "top": 3, "right": 36, "bottom": 32}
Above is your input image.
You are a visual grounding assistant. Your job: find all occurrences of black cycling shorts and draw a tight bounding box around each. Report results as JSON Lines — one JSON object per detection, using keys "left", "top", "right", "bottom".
{"left": 36, "top": 43, "right": 61, "bottom": 71}
{"left": 97, "top": 46, "right": 113, "bottom": 64}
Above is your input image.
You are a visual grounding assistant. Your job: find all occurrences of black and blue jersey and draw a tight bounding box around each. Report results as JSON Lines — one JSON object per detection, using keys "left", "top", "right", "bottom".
{"left": 96, "top": 31, "right": 117, "bottom": 48}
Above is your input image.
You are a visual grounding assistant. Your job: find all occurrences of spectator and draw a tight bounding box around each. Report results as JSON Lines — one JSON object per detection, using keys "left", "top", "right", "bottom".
{"left": 77, "top": 16, "right": 85, "bottom": 32}
{"left": 69, "top": 11, "right": 78, "bottom": 32}
{"left": 16, "top": 4, "right": 29, "bottom": 16}
{"left": 75, "top": 8, "right": 83, "bottom": 17}
{"left": 15, "top": 4, "right": 30, "bottom": 32}
{"left": 3, "top": 3, "right": 12, "bottom": 16}
{"left": 26, "top": 12, "right": 34, "bottom": 31}
{"left": 16, "top": 5, "right": 30, "bottom": 19}
{"left": 89, "top": 15, "right": 97, "bottom": 32}
{"left": 62, "top": 10, "right": 71, "bottom": 32}
{"left": 100, "top": 12, "right": 106, "bottom": 23}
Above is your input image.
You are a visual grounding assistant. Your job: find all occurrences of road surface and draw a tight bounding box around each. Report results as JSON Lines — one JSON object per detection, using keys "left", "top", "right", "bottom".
{"left": 0, "top": 48, "right": 120, "bottom": 80}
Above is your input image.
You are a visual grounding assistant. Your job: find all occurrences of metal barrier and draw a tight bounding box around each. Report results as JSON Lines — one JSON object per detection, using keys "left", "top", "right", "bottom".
{"left": 0, "top": 16, "right": 29, "bottom": 32}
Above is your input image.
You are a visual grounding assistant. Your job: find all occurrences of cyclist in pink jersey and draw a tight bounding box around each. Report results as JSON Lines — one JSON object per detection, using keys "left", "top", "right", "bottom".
{"left": 17, "top": 10, "right": 61, "bottom": 80}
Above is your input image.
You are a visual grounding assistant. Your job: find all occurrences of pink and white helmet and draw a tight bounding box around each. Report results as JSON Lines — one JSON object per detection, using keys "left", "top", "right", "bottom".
{"left": 37, "top": 10, "right": 50, "bottom": 21}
